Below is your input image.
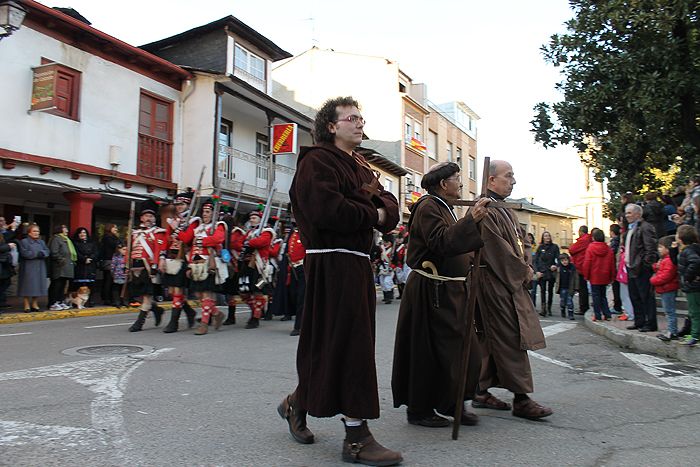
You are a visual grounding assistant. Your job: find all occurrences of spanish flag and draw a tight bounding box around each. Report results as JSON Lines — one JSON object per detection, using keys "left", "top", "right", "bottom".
{"left": 410, "top": 137, "right": 427, "bottom": 151}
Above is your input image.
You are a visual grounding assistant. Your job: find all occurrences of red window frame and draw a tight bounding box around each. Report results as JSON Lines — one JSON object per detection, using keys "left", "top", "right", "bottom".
{"left": 137, "top": 90, "right": 174, "bottom": 182}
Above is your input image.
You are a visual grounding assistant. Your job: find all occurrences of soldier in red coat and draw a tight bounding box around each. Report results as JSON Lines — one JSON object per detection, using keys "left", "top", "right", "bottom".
{"left": 238, "top": 210, "right": 274, "bottom": 329}
{"left": 286, "top": 224, "right": 306, "bottom": 336}
{"left": 128, "top": 199, "right": 168, "bottom": 332}
{"left": 222, "top": 219, "right": 247, "bottom": 326}
{"left": 178, "top": 198, "right": 227, "bottom": 335}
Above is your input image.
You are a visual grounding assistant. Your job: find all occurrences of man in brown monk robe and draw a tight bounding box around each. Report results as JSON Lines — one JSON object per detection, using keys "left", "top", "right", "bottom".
{"left": 392, "top": 162, "right": 490, "bottom": 428}
{"left": 278, "top": 96, "right": 403, "bottom": 466}
{"left": 472, "top": 160, "right": 553, "bottom": 420}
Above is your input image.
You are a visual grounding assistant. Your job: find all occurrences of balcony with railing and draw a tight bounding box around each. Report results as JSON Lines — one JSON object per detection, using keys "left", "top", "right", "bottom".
{"left": 217, "top": 145, "right": 294, "bottom": 203}
{"left": 137, "top": 134, "right": 172, "bottom": 181}
{"left": 233, "top": 67, "right": 266, "bottom": 93}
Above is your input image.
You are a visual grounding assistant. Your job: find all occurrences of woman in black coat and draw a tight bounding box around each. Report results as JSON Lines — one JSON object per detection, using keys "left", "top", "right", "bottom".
{"left": 535, "top": 231, "right": 560, "bottom": 316}
{"left": 99, "top": 223, "right": 120, "bottom": 306}
{"left": 72, "top": 227, "right": 98, "bottom": 307}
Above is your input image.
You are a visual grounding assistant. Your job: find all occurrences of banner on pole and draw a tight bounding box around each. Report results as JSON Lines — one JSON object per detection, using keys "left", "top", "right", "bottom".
{"left": 271, "top": 123, "right": 298, "bottom": 155}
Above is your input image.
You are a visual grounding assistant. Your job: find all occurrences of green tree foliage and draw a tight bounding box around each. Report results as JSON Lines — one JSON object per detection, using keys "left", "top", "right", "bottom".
{"left": 532, "top": 0, "right": 700, "bottom": 215}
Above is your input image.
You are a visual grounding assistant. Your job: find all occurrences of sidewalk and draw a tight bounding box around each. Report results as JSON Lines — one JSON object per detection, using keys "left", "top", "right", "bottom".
{"left": 583, "top": 312, "right": 699, "bottom": 365}
{"left": 0, "top": 303, "right": 163, "bottom": 325}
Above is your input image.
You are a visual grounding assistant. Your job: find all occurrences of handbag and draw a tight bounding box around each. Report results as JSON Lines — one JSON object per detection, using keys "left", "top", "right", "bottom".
{"left": 189, "top": 262, "right": 209, "bottom": 282}
{"left": 165, "top": 258, "right": 183, "bottom": 275}
{"left": 214, "top": 257, "right": 229, "bottom": 285}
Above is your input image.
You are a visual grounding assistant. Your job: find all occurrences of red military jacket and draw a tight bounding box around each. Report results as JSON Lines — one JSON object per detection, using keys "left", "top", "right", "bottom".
{"left": 245, "top": 227, "right": 274, "bottom": 260}
{"left": 178, "top": 218, "right": 226, "bottom": 261}
{"left": 229, "top": 227, "right": 246, "bottom": 259}
{"left": 131, "top": 225, "right": 167, "bottom": 265}
{"left": 287, "top": 229, "right": 306, "bottom": 266}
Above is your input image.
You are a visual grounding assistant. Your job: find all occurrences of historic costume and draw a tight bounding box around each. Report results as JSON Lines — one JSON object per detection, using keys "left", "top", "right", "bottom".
{"left": 391, "top": 195, "right": 484, "bottom": 426}
{"left": 222, "top": 222, "right": 246, "bottom": 325}
{"left": 162, "top": 191, "right": 197, "bottom": 333}
{"left": 127, "top": 199, "right": 167, "bottom": 332}
{"left": 287, "top": 142, "right": 399, "bottom": 419}
{"left": 238, "top": 211, "right": 275, "bottom": 329}
{"left": 178, "top": 198, "right": 227, "bottom": 335}
{"left": 474, "top": 189, "right": 549, "bottom": 417}
{"left": 286, "top": 226, "right": 306, "bottom": 336}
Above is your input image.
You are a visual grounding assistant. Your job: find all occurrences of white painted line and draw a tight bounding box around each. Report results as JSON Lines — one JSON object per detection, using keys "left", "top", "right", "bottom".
{"left": 84, "top": 323, "right": 132, "bottom": 329}
{"left": 542, "top": 322, "right": 577, "bottom": 338}
{"left": 529, "top": 351, "right": 576, "bottom": 370}
{"left": 622, "top": 352, "right": 700, "bottom": 392}
{"left": 0, "top": 332, "right": 32, "bottom": 337}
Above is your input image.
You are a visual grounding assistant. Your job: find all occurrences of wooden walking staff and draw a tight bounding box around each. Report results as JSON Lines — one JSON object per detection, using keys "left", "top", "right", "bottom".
{"left": 120, "top": 201, "right": 136, "bottom": 300}
{"left": 452, "top": 156, "right": 492, "bottom": 440}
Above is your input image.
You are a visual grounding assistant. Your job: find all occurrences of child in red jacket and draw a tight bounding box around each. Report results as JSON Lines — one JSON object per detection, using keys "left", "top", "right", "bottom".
{"left": 651, "top": 236, "right": 680, "bottom": 341}
{"left": 582, "top": 229, "right": 616, "bottom": 321}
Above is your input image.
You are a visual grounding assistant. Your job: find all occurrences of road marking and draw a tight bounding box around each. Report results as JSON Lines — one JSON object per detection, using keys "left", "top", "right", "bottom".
{"left": 0, "top": 332, "right": 32, "bottom": 337}
{"left": 542, "top": 322, "right": 577, "bottom": 338}
{"left": 621, "top": 353, "right": 700, "bottom": 392}
{"left": 84, "top": 323, "right": 132, "bottom": 329}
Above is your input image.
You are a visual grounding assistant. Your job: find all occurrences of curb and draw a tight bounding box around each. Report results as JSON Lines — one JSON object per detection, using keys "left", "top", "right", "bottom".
{"left": 583, "top": 311, "right": 699, "bottom": 365}
{"left": 0, "top": 304, "right": 172, "bottom": 325}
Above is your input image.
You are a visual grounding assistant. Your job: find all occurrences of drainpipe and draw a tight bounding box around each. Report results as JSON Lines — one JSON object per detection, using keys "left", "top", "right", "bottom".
{"left": 178, "top": 77, "right": 195, "bottom": 191}
{"left": 213, "top": 87, "right": 224, "bottom": 193}
{"left": 266, "top": 111, "right": 275, "bottom": 193}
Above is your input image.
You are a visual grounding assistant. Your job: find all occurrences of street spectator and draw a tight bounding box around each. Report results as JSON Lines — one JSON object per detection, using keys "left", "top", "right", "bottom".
{"left": 661, "top": 195, "right": 678, "bottom": 236}
{"left": 569, "top": 225, "right": 592, "bottom": 314}
{"left": 618, "top": 192, "right": 635, "bottom": 231}
{"left": 0, "top": 234, "right": 17, "bottom": 310}
{"left": 110, "top": 243, "right": 127, "bottom": 308}
{"left": 692, "top": 175, "right": 700, "bottom": 231}
{"left": 0, "top": 216, "right": 19, "bottom": 243}
{"left": 555, "top": 253, "right": 578, "bottom": 320}
{"left": 72, "top": 227, "right": 98, "bottom": 307}
{"left": 616, "top": 247, "right": 635, "bottom": 322}
{"left": 609, "top": 224, "right": 623, "bottom": 313}
{"left": 643, "top": 191, "right": 666, "bottom": 238}
{"left": 526, "top": 232, "right": 537, "bottom": 305}
{"left": 378, "top": 238, "right": 395, "bottom": 304}
{"left": 674, "top": 225, "right": 700, "bottom": 346}
{"left": 582, "top": 228, "right": 616, "bottom": 321}
{"left": 48, "top": 225, "right": 75, "bottom": 310}
{"left": 17, "top": 223, "right": 49, "bottom": 312}
{"left": 624, "top": 203, "right": 659, "bottom": 332}
{"left": 534, "top": 231, "right": 560, "bottom": 316}
{"left": 651, "top": 236, "right": 680, "bottom": 341}
{"left": 99, "top": 223, "right": 121, "bottom": 306}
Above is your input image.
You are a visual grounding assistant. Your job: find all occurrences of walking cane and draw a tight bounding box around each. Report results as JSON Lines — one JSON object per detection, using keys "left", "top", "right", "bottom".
{"left": 452, "top": 156, "right": 491, "bottom": 440}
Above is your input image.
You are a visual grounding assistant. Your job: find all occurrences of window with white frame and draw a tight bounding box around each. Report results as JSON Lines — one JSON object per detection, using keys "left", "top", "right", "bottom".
{"left": 446, "top": 142, "right": 453, "bottom": 161}
{"left": 468, "top": 157, "right": 476, "bottom": 180}
{"left": 384, "top": 177, "right": 394, "bottom": 194}
{"left": 414, "top": 121, "right": 422, "bottom": 143}
{"left": 404, "top": 116, "right": 412, "bottom": 144}
{"left": 234, "top": 44, "right": 265, "bottom": 81}
{"left": 456, "top": 147, "right": 462, "bottom": 164}
{"left": 427, "top": 130, "right": 437, "bottom": 159}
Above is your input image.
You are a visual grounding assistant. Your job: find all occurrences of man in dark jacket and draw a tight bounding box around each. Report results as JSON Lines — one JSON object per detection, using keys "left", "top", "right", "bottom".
{"left": 624, "top": 204, "right": 659, "bottom": 332}
{"left": 279, "top": 96, "right": 402, "bottom": 466}
{"left": 569, "top": 226, "right": 592, "bottom": 314}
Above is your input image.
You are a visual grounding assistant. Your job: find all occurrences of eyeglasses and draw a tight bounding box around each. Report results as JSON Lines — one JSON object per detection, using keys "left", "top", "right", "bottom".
{"left": 335, "top": 115, "right": 365, "bottom": 126}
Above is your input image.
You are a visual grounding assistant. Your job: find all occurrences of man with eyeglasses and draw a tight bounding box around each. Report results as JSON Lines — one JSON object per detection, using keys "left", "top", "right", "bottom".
{"left": 278, "top": 96, "right": 402, "bottom": 466}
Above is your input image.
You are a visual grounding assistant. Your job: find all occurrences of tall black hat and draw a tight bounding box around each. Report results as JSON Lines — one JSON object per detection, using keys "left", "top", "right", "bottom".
{"left": 174, "top": 191, "right": 193, "bottom": 205}
{"left": 139, "top": 199, "right": 159, "bottom": 217}
{"left": 199, "top": 197, "right": 214, "bottom": 213}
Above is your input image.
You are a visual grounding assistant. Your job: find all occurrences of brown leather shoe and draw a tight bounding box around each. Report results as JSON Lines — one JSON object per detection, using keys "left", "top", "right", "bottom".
{"left": 213, "top": 312, "right": 224, "bottom": 330}
{"left": 460, "top": 407, "right": 479, "bottom": 426}
{"left": 472, "top": 392, "right": 512, "bottom": 410}
{"left": 342, "top": 419, "right": 402, "bottom": 466}
{"left": 277, "top": 394, "right": 314, "bottom": 444}
{"left": 194, "top": 323, "right": 208, "bottom": 335}
{"left": 512, "top": 398, "right": 553, "bottom": 420}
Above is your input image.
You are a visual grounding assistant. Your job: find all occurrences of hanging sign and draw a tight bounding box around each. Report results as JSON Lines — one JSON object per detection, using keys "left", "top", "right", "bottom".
{"left": 271, "top": 123, "right": 298, "bottom": 155}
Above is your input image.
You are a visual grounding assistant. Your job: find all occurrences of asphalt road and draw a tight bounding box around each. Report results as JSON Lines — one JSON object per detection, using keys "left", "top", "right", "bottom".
{"left": 1, "top": 299, "right": 699, "bottom": 466}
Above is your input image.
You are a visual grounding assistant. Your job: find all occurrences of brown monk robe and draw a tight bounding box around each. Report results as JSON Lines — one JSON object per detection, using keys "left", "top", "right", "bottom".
{"left": 278, "top": 94, "right": 401, "bottom": 467}
{"left": 392, "top": 192, "right": 485, "bottom": 427}
{"left": 473, "top": 159, "right": 552, "bottom": 420}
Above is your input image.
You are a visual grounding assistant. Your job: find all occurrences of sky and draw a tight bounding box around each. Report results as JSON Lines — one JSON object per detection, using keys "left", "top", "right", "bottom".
{"left": 39, "top": 0, "right": 585, "bottom": 211}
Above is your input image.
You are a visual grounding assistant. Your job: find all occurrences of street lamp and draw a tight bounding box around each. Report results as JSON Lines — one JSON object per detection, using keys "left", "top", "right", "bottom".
{"left": 0, "top": 1, "right": 27, "bottom": 41}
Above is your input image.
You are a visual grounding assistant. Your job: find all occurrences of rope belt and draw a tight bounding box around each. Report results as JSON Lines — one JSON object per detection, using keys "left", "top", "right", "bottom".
{"left": 412, "top": 268, "right": 467, "bottom": 282}
{"left": 305, "top": 248, "right": 370, "bottom": 259}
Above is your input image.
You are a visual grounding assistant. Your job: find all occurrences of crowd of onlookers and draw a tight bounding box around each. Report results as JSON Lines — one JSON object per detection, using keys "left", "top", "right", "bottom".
{"left": 0, "top": 218, "right": 127, "bottom": 313}
{"left": 528, "top": 176, "right": 700, "bottom": 347}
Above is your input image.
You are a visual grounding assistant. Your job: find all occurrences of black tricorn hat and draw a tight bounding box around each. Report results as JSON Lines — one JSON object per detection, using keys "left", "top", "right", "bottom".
{"left": 139, "top": 199, "right": 159, "bottom": 217}
{"left": 174, "top": 191, "right": 193, "bottom": 205}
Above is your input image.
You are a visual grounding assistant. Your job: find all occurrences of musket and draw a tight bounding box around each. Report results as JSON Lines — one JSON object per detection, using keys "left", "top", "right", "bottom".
{"left": 272, "top": 204, "right": 283, "bottom": 234}
{"left": 120, "top": 201, "right": 136, "bottom": 299}
{"left": 185, "top": 166, "right": 206, "bottom": 226}
{"left": 254, "top": 181, "right": 277, "bottom": 237}
{"left": 231, "top": 181, "right": 245, "bottom": 220}
{"left": 452, "top": 156, "right": 491, "bottom": 440}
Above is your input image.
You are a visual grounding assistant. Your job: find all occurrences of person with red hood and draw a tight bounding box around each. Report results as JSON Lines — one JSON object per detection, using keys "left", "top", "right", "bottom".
{"left": 569, "top": 225, "right": 592, "bottom": 314}
{"left": 581, "top": 228, "right": 616, "bottom": 320}
{"left": 650, "top": 235, "right": 680, "bottom": 341}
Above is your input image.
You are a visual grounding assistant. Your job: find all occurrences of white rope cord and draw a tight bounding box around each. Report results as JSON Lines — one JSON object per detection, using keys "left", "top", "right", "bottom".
{"left": 412, "top": 268, "right": 467, "bottom": 282}
{"left": 306, "top": 248, "right": 370, "bottom": 259}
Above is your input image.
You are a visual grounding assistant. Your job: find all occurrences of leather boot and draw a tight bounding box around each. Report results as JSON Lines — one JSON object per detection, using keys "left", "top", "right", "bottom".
{"left": 547, "top": 300, "right": 553, "bottom": 316}
{"left": 223, "top": 305, "right": 237, "bottom": 325}
{"left": 342, "top": 419, "right": 403, "bottom": 466}
{"left": 194, "top": 322, "right": 208, "bottom": 335}
{"left": 152, "top": 304, "right": 164, "bottom": 326}
{"left": 245, "top": 317, "right": 259, "bottom": 329}
{"left": 163, "top": 308, "right": 181, "bottom": 333}
{"left": 277, "top": 394, "right": 314, "bottom": 444}
{"left": 539, "top": 302, "right": 547, "bottom": 317}
{"left": 129, "top": 311, "right": 147, "bottom": 332}
{"left": 213, "top": 310, "right": 224, "bottom": 330}
{"left": 183, "top": 302, "right": 196, "bottom": 328}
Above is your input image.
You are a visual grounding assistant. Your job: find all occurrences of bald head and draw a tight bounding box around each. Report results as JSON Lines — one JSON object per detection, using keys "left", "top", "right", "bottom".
{"left": 487, "top": 160, "right": 516, "bottom": 197}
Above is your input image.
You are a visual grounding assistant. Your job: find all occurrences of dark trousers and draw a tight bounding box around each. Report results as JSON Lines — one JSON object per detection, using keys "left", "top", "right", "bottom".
{"left": 577, "top": 273, "right": 589, "bottom": 313}
{"left": 611, "top": 280, "right": 622, "bottom": 311}
{"left": 538, "top": 277, "right": 555, "bottom": 310}
{"left": 101, "top": 269, "right": 113, "bottom": 305}
{"left": 111, "top": 283, "right": 126, "bottom": 306}
{"left": 591, "top": 284, "right": 612, "bottom": 319}
{"left": 0, "top": 277, "right": 10, "bottom": 306}
{"left": 290, "top": 265, "right": 306, "bottom": 331}
{"left": 48, "top": 277, "right": 69, "bottom": 305}
{"left": 628, "top": 269, "right": 657, "bottom": 330}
